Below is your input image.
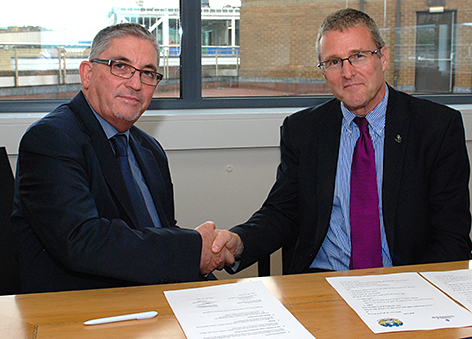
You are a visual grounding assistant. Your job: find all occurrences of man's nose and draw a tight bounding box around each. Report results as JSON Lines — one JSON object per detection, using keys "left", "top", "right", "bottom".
{"left": 341, "top": 58, "right": 356, "bottom": 78}
{"left": 126, "top": 71, "right": 143, "bottom": 89}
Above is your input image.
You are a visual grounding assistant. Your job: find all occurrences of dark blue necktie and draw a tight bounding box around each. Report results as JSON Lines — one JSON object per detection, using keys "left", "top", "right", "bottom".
{"left": 111, "top": 134, "right": 154, "bottom": 229}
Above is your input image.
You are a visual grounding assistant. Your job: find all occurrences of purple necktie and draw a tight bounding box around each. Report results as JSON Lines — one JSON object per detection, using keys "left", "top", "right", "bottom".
{"left": 349, "top": 117, "right": 382, "bottom": 269}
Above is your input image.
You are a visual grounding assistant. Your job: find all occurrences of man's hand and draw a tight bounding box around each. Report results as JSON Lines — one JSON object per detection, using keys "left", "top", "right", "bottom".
{"left": 196, "top": 221, "right": 236, "bottom": 275}
{"left": 212, "top": 229, "right": 244, "bottom": 259}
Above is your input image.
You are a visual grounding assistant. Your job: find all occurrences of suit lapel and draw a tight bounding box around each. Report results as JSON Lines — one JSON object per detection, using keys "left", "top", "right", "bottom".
{"left": 316, "top": 103, "right": 343, "bottom": 245}
{"left": 70, "top": 92, "right": 141, "bottom": 229}
{"left": 129, "top": 132, "right": 169, "bottom": 228}
{"left": 382, "top": 86, "right": 410, "bottom": 251}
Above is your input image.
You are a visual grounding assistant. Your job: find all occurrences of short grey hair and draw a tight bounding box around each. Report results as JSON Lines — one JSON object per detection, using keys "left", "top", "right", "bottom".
{"left": 316, "top": 8, "right": 386, "bottom": 62}
{"left": 88, "top": 23, "right": 160, "bottom": 66}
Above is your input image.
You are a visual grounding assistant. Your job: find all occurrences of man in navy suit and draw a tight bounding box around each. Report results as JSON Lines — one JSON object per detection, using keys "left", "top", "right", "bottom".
{"left": 213, "top": 8, "right": 471, "bottom": 274}
{"left": 12, "top": 23, "right": 232, "bottom": 293}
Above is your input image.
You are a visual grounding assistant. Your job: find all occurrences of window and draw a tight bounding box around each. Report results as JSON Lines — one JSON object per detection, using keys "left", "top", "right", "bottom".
{"left": 1, "top": 0, "right": 472, "bottom": 113}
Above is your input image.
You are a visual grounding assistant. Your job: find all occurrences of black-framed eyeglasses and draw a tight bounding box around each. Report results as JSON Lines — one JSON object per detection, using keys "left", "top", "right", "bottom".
{"left": 317, "top": 47, "right": 383, "bottom": 72}
{"left": 91, "top": 59, "right": 163, "bottom": 86}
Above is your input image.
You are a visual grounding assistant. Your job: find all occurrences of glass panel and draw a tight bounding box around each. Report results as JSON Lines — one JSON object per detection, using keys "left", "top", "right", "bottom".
{"left": 201, "top": 2, "right": 242, "bottom": 97}
{"left": 415, "top": 11, "right": 454, "bottom": 93}
{"left": 0, "top": 0, "right": 180, "bottom": 101}
{"left": 202, "top": 0, "right": 472, "bottom": 98}
{"left": 2, "top": 1, "right": 472, "bottom": 103}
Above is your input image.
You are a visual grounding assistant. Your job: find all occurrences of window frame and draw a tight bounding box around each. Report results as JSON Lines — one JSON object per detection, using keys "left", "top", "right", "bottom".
{"left": 1, "top": 0, "right": 472, "bottom": 114}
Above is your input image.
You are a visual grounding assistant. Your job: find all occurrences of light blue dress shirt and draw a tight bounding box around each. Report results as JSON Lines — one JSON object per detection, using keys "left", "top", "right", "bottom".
{"left": 92, "top": 111, "right": 162, "bottom": 228}
{"left": 311, "top": 85, "right": 392, "bottom": 270}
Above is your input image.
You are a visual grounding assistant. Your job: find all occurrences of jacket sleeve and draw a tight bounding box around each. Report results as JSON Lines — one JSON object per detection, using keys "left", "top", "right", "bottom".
{"left": 419, "top": 109, "right": 471, "bottom": 263}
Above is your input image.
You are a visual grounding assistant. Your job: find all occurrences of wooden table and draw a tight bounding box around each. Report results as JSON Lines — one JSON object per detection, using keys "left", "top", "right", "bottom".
{"left": 1, "top": 261, "right": 472, "bottom": 339}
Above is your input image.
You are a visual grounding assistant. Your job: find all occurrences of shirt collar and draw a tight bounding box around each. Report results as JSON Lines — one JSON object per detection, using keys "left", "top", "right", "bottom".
{"left": 84, "top": 97, "right": 130, "bottom": 140}
{"left": 341, "top": 84, "right": 388, "bottom": 136}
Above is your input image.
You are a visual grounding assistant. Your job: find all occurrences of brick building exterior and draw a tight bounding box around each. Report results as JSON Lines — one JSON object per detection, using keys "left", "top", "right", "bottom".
{"left": 239, "top": 0, "right": 472, "bottom": 94}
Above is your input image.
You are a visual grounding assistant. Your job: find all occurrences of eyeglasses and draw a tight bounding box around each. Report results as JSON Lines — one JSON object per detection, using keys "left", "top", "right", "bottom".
{"left": 317, "top": 48, "right": 382, "bottom": 73}
{"left": 91, "top": 59, "right": 163, "bottom": 86}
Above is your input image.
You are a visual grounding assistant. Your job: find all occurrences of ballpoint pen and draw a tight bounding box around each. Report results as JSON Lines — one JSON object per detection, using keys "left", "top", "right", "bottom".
{"left": 83, "top": 311, "right": 158, "bottom": 325}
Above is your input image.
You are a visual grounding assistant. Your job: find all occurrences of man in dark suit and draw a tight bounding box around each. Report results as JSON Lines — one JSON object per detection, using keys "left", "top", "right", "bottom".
{"left": 212, "top": 8, "right": 471, "bottom": 274}
{"left": 12, "top": 23, "right": 232, "bottom": 293}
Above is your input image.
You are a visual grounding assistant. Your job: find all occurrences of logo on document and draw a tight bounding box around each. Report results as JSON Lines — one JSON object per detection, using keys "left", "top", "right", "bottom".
{"left": 378, "top": 318, "right": 403, "bottom": 328}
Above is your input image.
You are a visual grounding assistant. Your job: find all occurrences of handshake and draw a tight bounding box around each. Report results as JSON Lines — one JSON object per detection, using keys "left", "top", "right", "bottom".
{"left": 196, "top": 221, "right": 244, "bottom": 275}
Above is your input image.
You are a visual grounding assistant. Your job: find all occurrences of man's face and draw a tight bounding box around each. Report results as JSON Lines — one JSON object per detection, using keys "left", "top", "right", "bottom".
{"left": 80, "top": 35, "right": 158, "bottom": 132}
{"left": 318, "top": 26, "right": 389, "bottom": 117}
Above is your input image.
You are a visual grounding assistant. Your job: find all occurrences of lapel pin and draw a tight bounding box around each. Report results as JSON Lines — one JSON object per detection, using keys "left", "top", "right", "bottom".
{"left": 395, "top": 134, "right": 402, "bottom": 143}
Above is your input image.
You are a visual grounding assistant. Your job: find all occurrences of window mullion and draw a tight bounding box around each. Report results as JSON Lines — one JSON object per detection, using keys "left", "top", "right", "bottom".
{"left": 179, "top": 0, "right": 202, "bottom": 104}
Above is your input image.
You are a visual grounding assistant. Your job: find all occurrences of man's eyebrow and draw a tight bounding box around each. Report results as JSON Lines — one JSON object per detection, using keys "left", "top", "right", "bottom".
{"left": 110, "top": 56, "right": 131, "bottom": 63}
{"left": 112, "top": 56, "right": 158, "bottom": 71}
{"left": 144, "top": 64, "right": 158, "bottom": 72}
{"left": 322, "top": 49, "right": 370, "bottom": 60}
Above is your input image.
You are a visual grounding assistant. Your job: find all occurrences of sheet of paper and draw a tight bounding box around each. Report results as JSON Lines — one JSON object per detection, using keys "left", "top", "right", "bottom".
{"left": 164, "top": 280, "right": 315, "bottom": 339}
{"left": 326, "top": 272, "right": 472, "bottom": 333}
{"left": 421, "top": 269, "right": 472, "bottom": 312}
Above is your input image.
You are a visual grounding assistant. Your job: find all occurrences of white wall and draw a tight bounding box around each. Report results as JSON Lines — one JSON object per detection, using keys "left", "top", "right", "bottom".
{"left": 2, "top": 105, "right": 472, "bottom": 279}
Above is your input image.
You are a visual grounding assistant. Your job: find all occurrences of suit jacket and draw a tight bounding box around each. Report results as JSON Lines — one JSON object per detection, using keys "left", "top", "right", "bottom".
{"left": 231, "top": 85, "right": 472, "bottom": 274}
{"left": 12, "top": 91, "right": 203, "bottom": 293}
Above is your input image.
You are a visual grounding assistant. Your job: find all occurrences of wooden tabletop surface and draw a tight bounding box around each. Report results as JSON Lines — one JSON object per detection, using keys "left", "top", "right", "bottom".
{"left": 1, "top": 260, "right": 471, "bottom": 339}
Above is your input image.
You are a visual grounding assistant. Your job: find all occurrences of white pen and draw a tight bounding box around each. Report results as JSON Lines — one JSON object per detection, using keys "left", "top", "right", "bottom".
{"left": 83, "top": 311, "right": 158, "bottom": 325}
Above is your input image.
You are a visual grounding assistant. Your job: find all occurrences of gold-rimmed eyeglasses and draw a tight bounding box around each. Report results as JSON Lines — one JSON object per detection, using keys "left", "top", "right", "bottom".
{"left": 91, "top": 59, "right": 163, "bottom": 86}
{"left": 317, "top": 47, "right": 383, "bottom": 73}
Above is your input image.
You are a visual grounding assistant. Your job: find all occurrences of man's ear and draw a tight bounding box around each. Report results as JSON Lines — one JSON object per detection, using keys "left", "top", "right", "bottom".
{"left": 380, "top": 46, "right": 389, "bottom": 73}
{"left": 79, "top": 60, "right": 93, "bottom": 90}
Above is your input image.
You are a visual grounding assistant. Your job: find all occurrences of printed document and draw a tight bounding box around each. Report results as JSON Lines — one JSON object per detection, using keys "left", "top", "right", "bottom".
{"left": 326, "top": 272, "right": 472, "bottom": 333}
{"left": 421, "top": 269, "right": 472, "bottom": 312}
{"left": 164, "top": 280, "right": 315, "bottom": 339}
